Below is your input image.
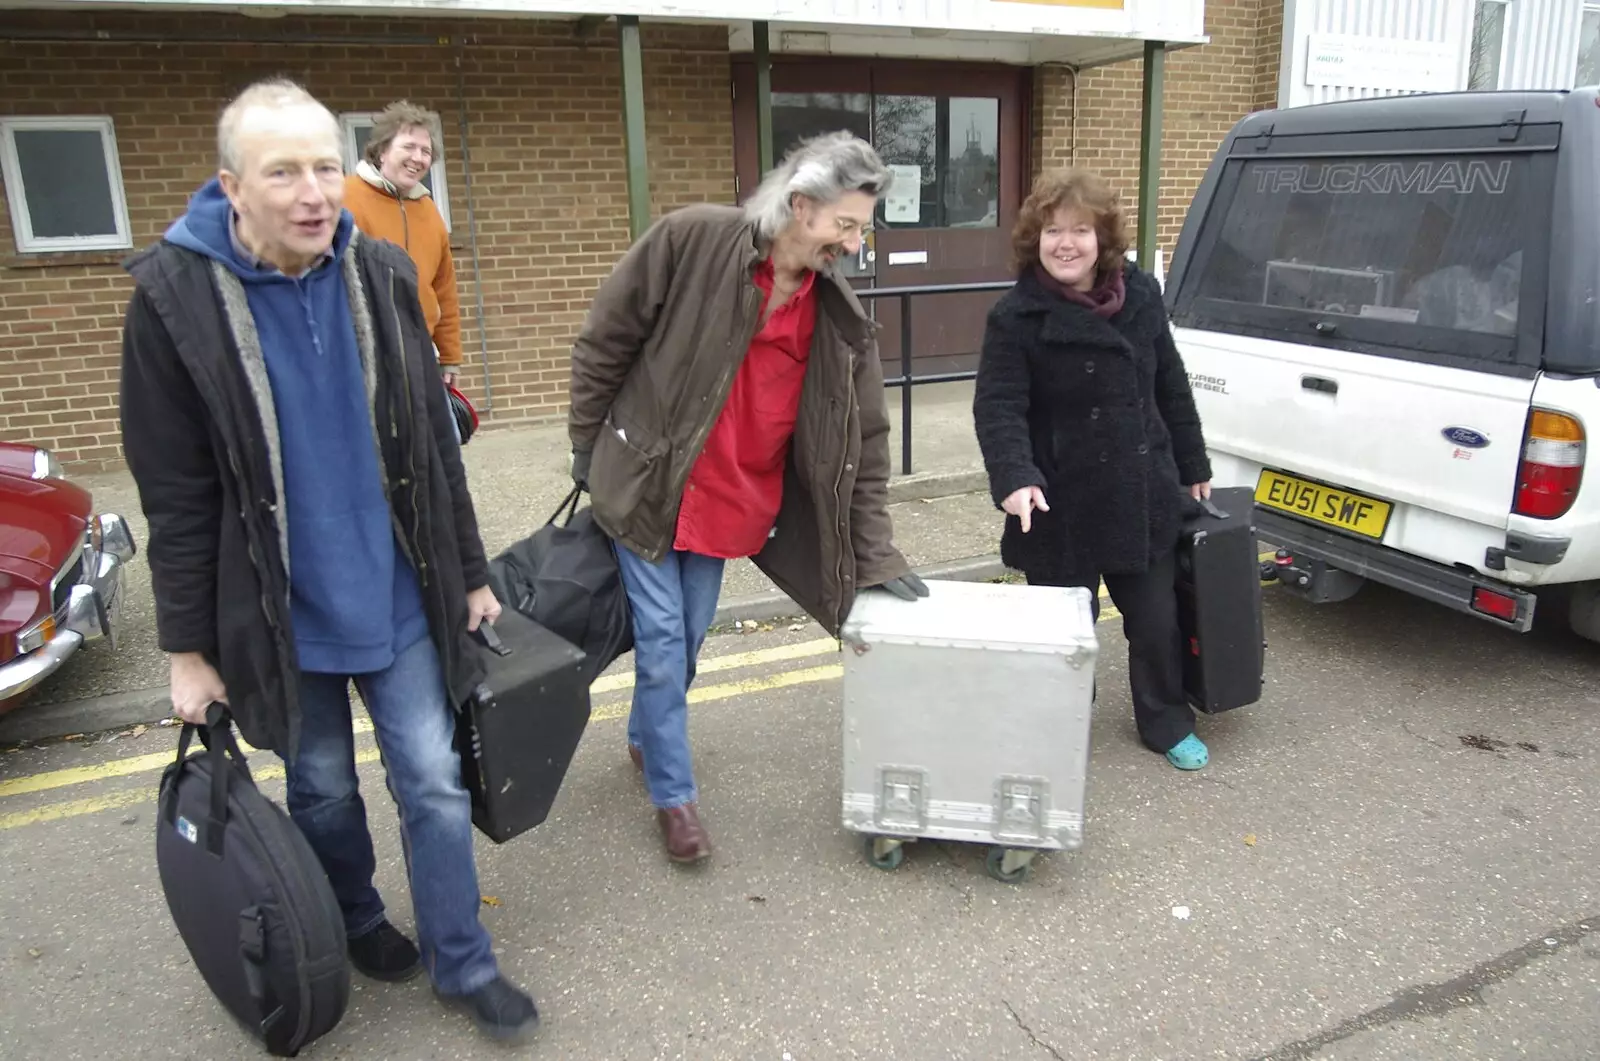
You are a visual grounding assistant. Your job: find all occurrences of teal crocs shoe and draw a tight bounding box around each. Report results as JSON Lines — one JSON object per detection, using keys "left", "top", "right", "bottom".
{"left": 1166, "top": 734, "right": 1209, "bottom": 771}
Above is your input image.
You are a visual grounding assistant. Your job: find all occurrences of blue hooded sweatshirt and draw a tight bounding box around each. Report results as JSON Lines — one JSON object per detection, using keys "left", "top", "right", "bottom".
{"left": 166, "top": 178, "right": 429, "bottom": 676}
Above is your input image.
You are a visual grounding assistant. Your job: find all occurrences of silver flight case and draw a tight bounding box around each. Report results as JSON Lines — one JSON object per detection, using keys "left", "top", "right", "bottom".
{"left": 839, "top": 579, "right": 1098, "bottom": 882}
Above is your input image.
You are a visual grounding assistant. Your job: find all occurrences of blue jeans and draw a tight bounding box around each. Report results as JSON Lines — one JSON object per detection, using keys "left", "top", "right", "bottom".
{"left": 614, "top": 545, "right": 726, "bottom": 809}
{"left": 282, "top": 634, "right": 497, "bottom": 996}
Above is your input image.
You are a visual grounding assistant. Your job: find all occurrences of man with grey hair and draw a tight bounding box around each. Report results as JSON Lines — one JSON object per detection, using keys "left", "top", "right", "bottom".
{"left": 568, "top": 130, "right": 929, "bottom": 864}
{"left": 118, "top": 77, "right": 538, "bottom": 1043}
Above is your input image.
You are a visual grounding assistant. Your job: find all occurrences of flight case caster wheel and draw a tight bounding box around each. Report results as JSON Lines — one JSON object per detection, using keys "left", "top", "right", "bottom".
{"left": 866, "top": 836, "right": 906, "bottom": 871}
{"left": 985, "top": 846, "right": 1036, "bottom": 883}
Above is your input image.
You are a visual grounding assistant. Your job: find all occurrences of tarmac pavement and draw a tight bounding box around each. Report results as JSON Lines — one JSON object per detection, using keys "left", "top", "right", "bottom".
{"left": 0, "top": 579, "right": 1596, "bottom": 1059}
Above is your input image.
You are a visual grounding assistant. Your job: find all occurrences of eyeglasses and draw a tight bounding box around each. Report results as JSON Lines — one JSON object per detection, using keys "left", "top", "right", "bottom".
{"left": 834, "top": 216, "right": 874, "bottom": 239}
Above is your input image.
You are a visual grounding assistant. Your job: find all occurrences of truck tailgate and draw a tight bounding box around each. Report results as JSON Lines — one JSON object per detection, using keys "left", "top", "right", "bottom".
{"left": 1176, "top": 327, "right": 1536, "bottom": 572}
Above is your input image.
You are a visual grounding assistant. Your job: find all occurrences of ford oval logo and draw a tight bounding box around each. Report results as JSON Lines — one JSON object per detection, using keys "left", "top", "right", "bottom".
{"left": 1442, "top": 426, "right": 1490, "bottom": 449}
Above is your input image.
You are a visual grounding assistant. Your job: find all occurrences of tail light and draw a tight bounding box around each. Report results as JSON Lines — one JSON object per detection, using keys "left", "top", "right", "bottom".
{"left": 1513, "top": 410, "right": 1584, "bottom": 519}
{"left": 1471, "top": 586, "right": 1520, "bottom": 623}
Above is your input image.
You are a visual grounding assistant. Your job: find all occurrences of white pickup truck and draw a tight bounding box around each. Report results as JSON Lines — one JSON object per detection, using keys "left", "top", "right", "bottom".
{"left": 1164, "top": 87, "right": 1600, "bottom": 640}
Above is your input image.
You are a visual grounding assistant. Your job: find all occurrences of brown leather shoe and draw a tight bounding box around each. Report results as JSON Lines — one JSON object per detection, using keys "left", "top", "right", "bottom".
{"left": 657, "top": 803, "right": 711, "bottom": 863}
{"left": 628, "top": 743, "right": 643, "bottom": 772}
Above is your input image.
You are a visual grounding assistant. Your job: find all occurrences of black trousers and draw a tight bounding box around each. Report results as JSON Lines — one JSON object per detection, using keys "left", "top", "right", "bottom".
{"left": 1028, "top": 548, "right": 1195, "bottom": 754}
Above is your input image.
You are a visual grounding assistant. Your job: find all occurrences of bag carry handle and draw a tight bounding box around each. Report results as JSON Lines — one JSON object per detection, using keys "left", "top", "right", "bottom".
{"left": 544, "top": 486, "right": 583, "bottom": 529}
{"left": 471, "top": 618, "right": 512, "bottom": 656}
{"left": 1178, "top": 486, "right": 1229, "bottom": 523}
{"left": 168, "top": 703, "right": 250, "bottom": 859}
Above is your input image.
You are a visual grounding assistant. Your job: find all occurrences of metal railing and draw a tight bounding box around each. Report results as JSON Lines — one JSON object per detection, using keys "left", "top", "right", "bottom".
{"left": 855, "top": 280, "right": 1015, "bottom": 476}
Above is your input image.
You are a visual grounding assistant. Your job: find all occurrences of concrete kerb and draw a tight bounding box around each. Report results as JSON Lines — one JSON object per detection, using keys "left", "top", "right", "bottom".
{"left": 886, "top": 467, "right": 988, "bottom": 505}
{"left": 0, "top": 549, "right": 1009, "bottom": 748}
{"left": 0, "top": 685, "right": 176, "bottom": 747}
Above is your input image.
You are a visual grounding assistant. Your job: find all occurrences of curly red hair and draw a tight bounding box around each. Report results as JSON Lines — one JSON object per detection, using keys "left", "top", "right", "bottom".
{"left": 1010, "top": 168, "right": 1129, "bottom": 278}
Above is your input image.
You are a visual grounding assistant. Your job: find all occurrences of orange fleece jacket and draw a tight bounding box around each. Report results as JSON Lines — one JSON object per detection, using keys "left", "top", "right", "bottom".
{"left": 343, "top": 171, "right": 463, "bottom": 368}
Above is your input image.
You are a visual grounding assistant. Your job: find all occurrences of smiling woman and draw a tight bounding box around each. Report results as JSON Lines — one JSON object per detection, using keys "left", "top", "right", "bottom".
{"left": 1009, "top": 168, "right": 1129, "bottom": 294}
{"left": 973, "top": 167, "right": 1217, "bottom": 772}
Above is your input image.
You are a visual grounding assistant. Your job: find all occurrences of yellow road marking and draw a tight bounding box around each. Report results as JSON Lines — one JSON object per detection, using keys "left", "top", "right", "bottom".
{"left": 0, "top": 721, "right": 375, "bottom": 799}
{"left": 0, "top": 665, "right": 846, "bottom": 817}
{"left": 0, "top": 561, "right": 1266, "bottom": 819}
{"left": 590, "top": 637, "right": 839, "bottom": 695}
{"left": 591, "top": 663, "right": 845, "bottom": 724}
{"left": 0, "top": 669, "right": 851, "bottom": 830}
{"left": 0, "top": 749, "right": 381, "bottom": 830}
{"left": 0, "top": 749, "right": 176, "bottom": 799}
{"left": 0, "top": 789, "right": 150, "bottom": 829}
{"left": 0, "top": 638, "right": 845, "bottom": 800}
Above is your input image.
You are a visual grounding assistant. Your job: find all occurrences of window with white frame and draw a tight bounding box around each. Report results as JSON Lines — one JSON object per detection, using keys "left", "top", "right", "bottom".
{"left": 1578, "top": 4, "right": 1600, "bottom": 87}
{"left": 0, "top": 116, "right": 132, "bottom": 254}
{"left": 339, "top": 111, "right": 451, "bottom": 232}
{"left": 1468, "top": 0, "right": 1511, "bottom": 90}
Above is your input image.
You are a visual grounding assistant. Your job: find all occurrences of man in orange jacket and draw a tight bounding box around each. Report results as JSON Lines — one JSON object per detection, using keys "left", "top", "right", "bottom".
{"left": 344, "top": 101, "right": 463, "bottom": 388}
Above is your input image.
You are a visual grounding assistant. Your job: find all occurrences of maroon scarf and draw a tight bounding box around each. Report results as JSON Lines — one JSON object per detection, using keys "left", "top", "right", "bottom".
{"left": 1033, "top": 261, "right": 1126, "bottom": 319}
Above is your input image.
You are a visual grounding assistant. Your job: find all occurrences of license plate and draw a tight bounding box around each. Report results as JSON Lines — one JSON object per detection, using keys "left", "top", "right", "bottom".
{"left": 1255, "top": 469, "right": 1393, "bottom": 540}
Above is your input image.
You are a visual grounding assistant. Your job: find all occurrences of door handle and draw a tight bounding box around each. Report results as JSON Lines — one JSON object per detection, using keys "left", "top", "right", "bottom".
{"left": 1301, "top": 375, "right": 1338, "bottom": 395}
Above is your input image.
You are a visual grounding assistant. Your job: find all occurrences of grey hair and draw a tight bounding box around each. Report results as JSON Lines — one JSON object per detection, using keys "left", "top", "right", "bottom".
{"left": 217, "top": 77, "right": 338, "bottom": 173}
{"left": 743, "top": 131, "right": 894, "bottom": 241}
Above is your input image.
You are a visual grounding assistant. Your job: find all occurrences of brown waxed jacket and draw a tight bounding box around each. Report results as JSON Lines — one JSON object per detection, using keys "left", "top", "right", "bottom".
{"left": 568, "top": 204, "right": 910, "bottom": 636}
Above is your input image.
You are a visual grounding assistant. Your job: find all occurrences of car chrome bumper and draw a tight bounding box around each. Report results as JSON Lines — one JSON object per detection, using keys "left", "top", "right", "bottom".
{"left": 0, "top": 511, "right": 137, "bottom": 702}
{"left": 0, "top": 630, "right": 87, "bottom": 701}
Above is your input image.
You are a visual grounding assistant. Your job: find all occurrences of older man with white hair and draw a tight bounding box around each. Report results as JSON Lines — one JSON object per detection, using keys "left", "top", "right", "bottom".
{"left": 568, "top": 131, "right": 929, "bottom": 864}
{"left": 118, "top": 78, "right": 538, "bottom": 1043}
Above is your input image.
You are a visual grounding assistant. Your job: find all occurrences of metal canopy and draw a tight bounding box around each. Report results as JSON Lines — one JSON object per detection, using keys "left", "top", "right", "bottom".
{"left": 725, "top": 22, "right": 1204, "bottom": 68}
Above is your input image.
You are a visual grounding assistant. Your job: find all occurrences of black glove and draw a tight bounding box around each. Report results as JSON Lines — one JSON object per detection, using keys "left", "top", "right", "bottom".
{"left": 571, "top": 448, "right": 592, "bottom": 489}
{"left": 875, "top": 572, "right": 930, "bottom": 601}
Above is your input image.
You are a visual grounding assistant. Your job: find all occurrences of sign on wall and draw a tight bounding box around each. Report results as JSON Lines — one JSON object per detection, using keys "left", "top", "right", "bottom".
{"left": 883, "top": 165, "right": 924, "bottom": 224}
{"left": 1304, "top": 32, "right": 1458, "bottom": 92}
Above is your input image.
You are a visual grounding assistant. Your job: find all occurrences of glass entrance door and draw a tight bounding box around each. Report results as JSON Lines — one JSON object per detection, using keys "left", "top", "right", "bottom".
{"left": 732, "top": 59, "right": 1029, "bottom": 374}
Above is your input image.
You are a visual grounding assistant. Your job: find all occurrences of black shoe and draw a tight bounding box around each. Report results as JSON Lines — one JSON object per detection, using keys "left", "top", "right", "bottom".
{"left": 436, "top": 976, "right": 540, "bottom": 1043}
{"left": 348, "top": 921, "right": 423, "bottom": 982}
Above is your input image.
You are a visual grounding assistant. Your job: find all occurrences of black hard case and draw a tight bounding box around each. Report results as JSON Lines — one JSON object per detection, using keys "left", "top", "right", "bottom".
{"left": 457, "top": 609, "right": 592, "bottom": 844}
{"left": 1174, "top": 486, "right": 1266, "bottom": 713}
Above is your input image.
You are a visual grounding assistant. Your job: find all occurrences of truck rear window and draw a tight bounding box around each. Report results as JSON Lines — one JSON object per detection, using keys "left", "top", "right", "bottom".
{"left": 1175, "top": 152, "right": 1552, "bottom": 370}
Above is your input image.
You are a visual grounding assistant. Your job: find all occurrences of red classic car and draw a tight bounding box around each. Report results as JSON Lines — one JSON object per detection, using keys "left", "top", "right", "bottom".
{"left": 0, "top": 441, "right": 136, "bottom": 713}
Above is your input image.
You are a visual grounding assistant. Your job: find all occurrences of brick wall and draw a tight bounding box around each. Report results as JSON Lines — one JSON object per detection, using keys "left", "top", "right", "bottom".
{"left": 1032, "top": 63, "right": 1078, "bottom": 175}
{"left": 1030, "top": 0, "right": 1280, "bottom": 264}
{"left": 0, "top": 11, "right": 732, "bottom": 468}
{"left": 2, "top": 5, "right": 1288, "bottom": 470}
{"left": 1253, "top": 0, "right": 1286, "bottom": 112}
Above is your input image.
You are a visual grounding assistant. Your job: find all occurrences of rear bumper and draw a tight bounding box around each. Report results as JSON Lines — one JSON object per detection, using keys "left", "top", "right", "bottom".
{"left": 1255, "top": 508, "right": 1536, "bottom": 632}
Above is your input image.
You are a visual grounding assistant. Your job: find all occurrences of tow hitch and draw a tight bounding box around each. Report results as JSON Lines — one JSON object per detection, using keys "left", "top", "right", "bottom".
{"left": 1260, "top": 548, "right": 1365, "bottom": 604}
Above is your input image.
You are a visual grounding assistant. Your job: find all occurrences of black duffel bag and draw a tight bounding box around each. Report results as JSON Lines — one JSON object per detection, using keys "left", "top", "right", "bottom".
{"left": 485, "top": 486, "right": 633, "bottom": 685}
{"left": 156, "top": 706, "right": 349, "bottom": 1056}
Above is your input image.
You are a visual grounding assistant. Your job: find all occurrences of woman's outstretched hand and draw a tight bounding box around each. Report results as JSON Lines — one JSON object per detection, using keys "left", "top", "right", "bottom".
{"left": 1003, "top": 486, "right": 1050, "bottom": 533}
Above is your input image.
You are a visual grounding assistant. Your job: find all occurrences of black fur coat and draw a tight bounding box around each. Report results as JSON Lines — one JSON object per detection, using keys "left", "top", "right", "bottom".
{"left": 972, "top": 263, "right": 1211, "bottom": 584}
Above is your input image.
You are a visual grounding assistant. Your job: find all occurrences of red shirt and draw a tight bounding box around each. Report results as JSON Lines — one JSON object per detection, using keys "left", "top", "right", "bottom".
{"left": 674, "top": 262, "right": 818, "bottom": 559}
